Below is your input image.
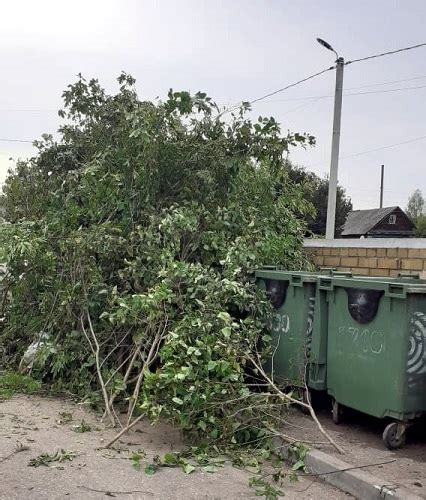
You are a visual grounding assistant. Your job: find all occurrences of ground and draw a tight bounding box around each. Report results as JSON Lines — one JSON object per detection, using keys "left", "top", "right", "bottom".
{"left": 0, "top": 395, "right": 350, "bottom": 499}
{"left": 284, "top": 397, "right": 426, "bottom": 498}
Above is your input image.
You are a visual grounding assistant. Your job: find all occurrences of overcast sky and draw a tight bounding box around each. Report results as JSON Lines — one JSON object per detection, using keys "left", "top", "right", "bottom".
{"left": 1, "top": 0, "right": 425, "bottom": 209}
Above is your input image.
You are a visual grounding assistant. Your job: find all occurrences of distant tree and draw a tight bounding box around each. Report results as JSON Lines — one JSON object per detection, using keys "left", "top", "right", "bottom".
{"left": 406, "top": 189, "right": 424, "bottom": 222}
{"left": 415, "top": 215, "right": 426, "bottom": 237}
{"left": 287, "top": 164, "right": 352, "bottom": 237}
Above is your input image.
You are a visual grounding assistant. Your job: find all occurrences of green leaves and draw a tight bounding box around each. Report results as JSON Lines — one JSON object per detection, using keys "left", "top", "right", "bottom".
{"left": 72, "top": 419, "right": 91, "bottom": 433}
{"left": 221, "top": 326, "right": 232, "bottom": 338}
{"left": 1, "top": 72, "right": 312, "bottom": 451}
{"left": 144, "top": 463, "right": 157, "bottom": 475}
{"left": 248, "top": 477, "right": 284, "bottom": 499}
{"left": 142, "top": 452, "right": 195, "bottom": 475}
{"left": 28, "top": 449, "right": 77, "bottom": 467}
{"left": 207, "top": 360, "right": 217, "bottom": 371}
{"left": 0, "top": 372, "right": 41, "bottom": 400}
{"left": 131, "top": 450, "right": 146, "bottom": 471}
{"left": 217, "top": 311, "right": 231, "bottom": 323}
{"left": 181, "top": 462, "right": 196, "bottom": 474}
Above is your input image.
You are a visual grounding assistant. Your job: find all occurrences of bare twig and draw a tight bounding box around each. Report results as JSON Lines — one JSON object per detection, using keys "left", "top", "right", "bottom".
{"left": 0, "top": 441, "right": 30, "bottom": 463}
{"left": 105, "top": 413, "right": 145, "bottom": 449}
{"left": 79, "top": 485, "right": 153, "bottom": 496}
{"left": 81, "top": 313, "right": 115, "bottom": 427}
{"left": 126, "top": 314, "right": 168, "bottom": 425}
{"left": 250, "top": 354, "right": 345, "bottom": 454}
{"left": 126, "top": 331, "right": 161, "bottom": 425}
{"left": 105, "top": 346, "right": 141, "bottom": 419}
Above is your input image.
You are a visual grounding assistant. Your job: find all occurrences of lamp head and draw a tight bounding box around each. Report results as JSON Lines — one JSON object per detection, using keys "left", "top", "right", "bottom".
{"left": 317, "top": 38, "right": 339, "bottom": 58}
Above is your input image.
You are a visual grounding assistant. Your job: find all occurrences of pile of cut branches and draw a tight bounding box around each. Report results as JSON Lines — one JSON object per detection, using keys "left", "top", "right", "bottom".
{"left": 0, "top": 74, "right": 341, "bottom": 453}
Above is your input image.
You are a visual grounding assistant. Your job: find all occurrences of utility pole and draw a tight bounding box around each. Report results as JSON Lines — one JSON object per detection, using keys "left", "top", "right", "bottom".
{"left": 379, "top": 164, "right": 384, "bottom": 208}
{"left": 317, "top": 39, "right": 344, "bottom": 239}
{"left": 325, "top": 57, "right": 344, "bottom": 238}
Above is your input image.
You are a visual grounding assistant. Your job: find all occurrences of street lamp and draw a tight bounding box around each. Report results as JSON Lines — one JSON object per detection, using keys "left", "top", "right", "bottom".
{"left": 317, "top": 38, "right": 345, "bottom": 239}
{"left": 316, "top": 38, "right": 339, "bottom": 60}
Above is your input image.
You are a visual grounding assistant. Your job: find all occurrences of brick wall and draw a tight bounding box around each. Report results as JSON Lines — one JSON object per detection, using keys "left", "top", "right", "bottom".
{"left": 304, "top": 239, "right": 426, "bottom": 278}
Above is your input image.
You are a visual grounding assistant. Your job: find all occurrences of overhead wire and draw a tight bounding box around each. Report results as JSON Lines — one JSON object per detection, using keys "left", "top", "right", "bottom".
{"left": 257, "top": 83, "right": 426, "bottom": 104}
{"left": 2, "top": 73, "right": 426, "bottom": 113}
{"left": 218, "top": 65, "right": 336, "bottom": 116}
{"left": 2, "top": 43, "right": 426, "bottom": 168}
{"left": 305, "top": 135, "right": 426, "bottom": 168}
{"left": 219, "top": 42, "right": 426, "bottom": 116}
{"left": 2, "top": 73, "right": 426, "bottom": 115}
{"left": 345, "top": 42, "right": 426, "bottom": 65}
{"left": 0, "top": 138, "right": 33, "bottom": 143}
{"left": 339, "top": 135, "right": 426, "bottom": 160}
{"left": 345, "top": 73, "right": 426, "bottom": 90}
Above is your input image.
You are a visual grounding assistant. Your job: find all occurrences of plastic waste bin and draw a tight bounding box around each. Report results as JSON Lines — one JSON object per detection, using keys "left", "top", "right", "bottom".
{"left": 255, "top": 269, "right": 327, "bottom": 391}
{"left": 321, "top": 275, "right": 426, "bottom": 449}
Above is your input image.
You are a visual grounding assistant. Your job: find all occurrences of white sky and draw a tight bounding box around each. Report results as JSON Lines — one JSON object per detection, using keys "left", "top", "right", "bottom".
{"left": 1, "top": 0, "right": 425, "bottom": 209}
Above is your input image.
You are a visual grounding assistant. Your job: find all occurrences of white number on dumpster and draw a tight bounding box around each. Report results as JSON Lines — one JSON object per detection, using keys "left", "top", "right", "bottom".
{"left": 272, "top": 314, "right": 290, "bottom": 335}
{"left": 337, "top": 325, "right": 384, "bottom": 355}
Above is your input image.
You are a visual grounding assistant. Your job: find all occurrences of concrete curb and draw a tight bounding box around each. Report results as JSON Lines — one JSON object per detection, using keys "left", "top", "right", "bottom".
{"left": 273, "top": 439, "right": 423, "bottom": 500}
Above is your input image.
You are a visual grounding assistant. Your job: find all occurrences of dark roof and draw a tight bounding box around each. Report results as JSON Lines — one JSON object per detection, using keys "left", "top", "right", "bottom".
{"left": 342, "top": 206, "right": 399, "bottom": 236}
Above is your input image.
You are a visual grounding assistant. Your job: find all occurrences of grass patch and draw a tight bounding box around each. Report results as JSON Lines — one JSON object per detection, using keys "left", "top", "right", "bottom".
{"left": 0, "top": 371, "right": 41, "bottom": 400}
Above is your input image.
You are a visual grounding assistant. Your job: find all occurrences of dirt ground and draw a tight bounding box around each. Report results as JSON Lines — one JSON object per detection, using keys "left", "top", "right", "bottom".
{"left": 284, "top": 399, "right": 426, "bottom": 498}
{"left": 0, "top": 395, "right": 350, "bottom": 500}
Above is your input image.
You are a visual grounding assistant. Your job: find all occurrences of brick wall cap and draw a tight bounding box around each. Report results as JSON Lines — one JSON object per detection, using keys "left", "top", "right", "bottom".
{"left": 304, "top": 238, "right": 426, "bottom": 249}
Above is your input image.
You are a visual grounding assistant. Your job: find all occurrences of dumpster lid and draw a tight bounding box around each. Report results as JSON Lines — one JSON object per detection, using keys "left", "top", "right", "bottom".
{"left": 320, "top": 275, "right": 426, "bottom": 296}
{"left": 255, "top": 269, "right": 317, "bottom": 283}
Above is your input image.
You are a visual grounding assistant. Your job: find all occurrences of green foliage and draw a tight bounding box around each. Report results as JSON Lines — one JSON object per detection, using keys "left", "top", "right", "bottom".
{"left": 1, "top": 73, "right": 313, "bottom": 445}
{"left": 72, "top": 419, "right": 91, "bottom": 433}
{"left": 287, "top": 164, "right": 352, "bottom": 236}
{"left": 249, "top": 476, "right": 284, "bottom": 499}
{"left": 288, "top": 442, "right": 308, "bottom": 481}
{"left": 144, "top": 455, "right": 162, "bottom": 475}
{"left": 144, "top": 463, "right": 157, "bottom": 475}
{"left": 415, "top": 214, "right": 426, "bottom": 237}
{"left": 0, "top": 371, "right": 41, "bottom": 400}
{"left": 131, "top": 449, "right": 147, "bottom": 471}
{"left": 28, "top": 449, "right": 77, "bottom": 467}
{"left": 406, "top": 189, "right": 424, "bottom": 222}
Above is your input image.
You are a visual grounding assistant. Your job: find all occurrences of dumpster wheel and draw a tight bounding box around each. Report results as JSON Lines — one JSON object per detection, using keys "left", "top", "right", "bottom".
{"left": 382, "top": 422, "right": 406, "bottom": 450}
{"left": 332, "top": 398, "right": 342, "bottom": 425}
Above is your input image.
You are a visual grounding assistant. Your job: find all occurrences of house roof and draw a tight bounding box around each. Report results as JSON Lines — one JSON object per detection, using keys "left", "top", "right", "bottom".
{"left": 342, "top": 206, "right": 400, "bottom": 236}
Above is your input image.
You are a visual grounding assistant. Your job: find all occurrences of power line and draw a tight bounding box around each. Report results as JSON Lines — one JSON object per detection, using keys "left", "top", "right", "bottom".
{"left": 0, "top": 138, "right": 33, "bottom": 143}
{"left": 0, "top": 109, "right": 57, "bottom": 112}
{"left": 276, "top": 97, "right": 324, "bottom": 116}
{"left": 219, "top": 65, "right": 336, "bottom": 116}
{"left": 346, "top": 42, "right": 426, "bottom": 65}
{"left": 3, "top": 73, "right": 426, "bottom": 114}
{"left": 345, "top": 84, "right": 426, "bottom": 97}
{"left": 346, "top": 73, "right": 426, "bottom": 90}
{"left": 248, "top": 67, "right": 335, "bottom": 105}
{"left": 340, "top": 135, "right": 426, "bottom": 160}
{"left": 306, "top": 134, "right": 426, "bottom": 167}
{"left": 220, "top": 43, "right": 426, "bottom": 115}
{"left": 0, "top": 73, "right": 424, "bottom": 119}
{"left": 256, "top": 83, "right": 426, "bottom": 104}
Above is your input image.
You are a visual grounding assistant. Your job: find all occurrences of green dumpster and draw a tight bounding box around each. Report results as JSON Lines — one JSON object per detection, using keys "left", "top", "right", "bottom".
{"left": 322, "top": 275, "right": 426, "bottom": 449}
{"left": 255, "top": 269, "right": 327, "bottom": 391}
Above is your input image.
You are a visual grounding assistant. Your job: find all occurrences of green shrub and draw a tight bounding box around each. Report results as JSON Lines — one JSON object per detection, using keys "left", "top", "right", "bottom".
{"left": 0, "top": 371, "right": 41, "bottom": 399}
{"left": 0, "top": 74, "right": 313, "bottom": 442}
